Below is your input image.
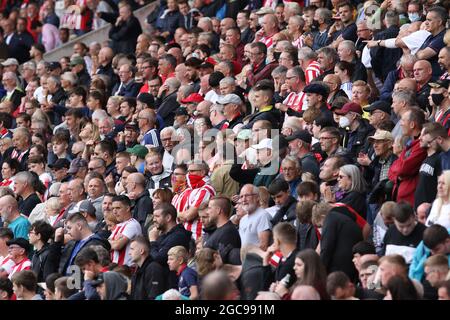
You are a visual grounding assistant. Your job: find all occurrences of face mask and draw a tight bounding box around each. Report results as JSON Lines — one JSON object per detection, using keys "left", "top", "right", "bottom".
{"left": 339, "top": 116, "right": 350, "bottom": 128}
{"left": 273, "top": 51, "right": 281, "bottom": 62}
{"left": 408, "top": 13, "right": 421, "bottom": 22}
{"left": 187, "top": 174, "right": 205, "bottom": 188}
{"left": 431, "top": 93, "right": 445, "bottom": 106}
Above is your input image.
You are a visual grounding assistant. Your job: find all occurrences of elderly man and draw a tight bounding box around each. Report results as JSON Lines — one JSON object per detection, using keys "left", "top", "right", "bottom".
{"left": 159, "top": 126, "right": 179, "bottom": 171}
{"left": 231, "top": 184, "right": 272, "bottom": 251}
{"left": 246, "top": 42, "right": 278, "bottom": 89}
{"left": 156, "top": 77, "right": 180, "bottom": 126}
{"left": 108, "top": 3, "right": 142, "bottom": 54}
{"left": 138, "top": 109, "right": 159, "bottom": 148}
{"left": 1, "top": 71, "right": 25, "bottom": 110}
{"left": 216, "top": 94, "right": 244, "bottom": 130}
{"left": 298, "top": 47, "right": 322, "bottom": 85}
{"left": 414, "top": 60, "right": 433, "bottom": 114}
{"left": 380, "top": 54, "right": 417, "bottom": 102}
{"left": 14, "top": 171, "right": 41, "bottom": 217}
{"left": 0, "top": 195, "right": 31, "bottom": 239}
{"left": 112, "top": 64, "right": 142, "bottom": 97}
{"left": 315, "top": 47, "right": 339, "bottom": 81}
{"left": 337, "top": 40, "right": 367, "bottom": 82}
{"left": 276, "top": 66, "right": 307, "bottom": 115}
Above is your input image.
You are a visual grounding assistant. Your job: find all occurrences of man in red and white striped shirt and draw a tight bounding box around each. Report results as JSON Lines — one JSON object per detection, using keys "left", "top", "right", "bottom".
{"left": 172, "top": 161, "right": 216, "bottom": 240}
{"left": 109, "top": 195, "right": 142, "bottom": 266}
{"left": 6, "top": 238, "right": 31, "bottom": 280}
{"left": 276, "top": 66, "right": 308, "bottom": 114}
{"left": 298, "top": 47, "right": 322, "bottom": 84}
{"left": 256, "top": 14, "right": 279, "bottom": 51}
{"left": 0, "top": 228, "right": 14, "bottom": 277}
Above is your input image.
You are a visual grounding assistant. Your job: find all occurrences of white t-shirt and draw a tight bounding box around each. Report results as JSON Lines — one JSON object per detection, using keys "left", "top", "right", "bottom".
{"left": 239, "top": 207, "right": 272, "bottom": 247}
{"left": 426, "top": 200, "right": 450, "bottom": 229}
{"left": 109, "top": 218, "right": 142, "bottom": 266}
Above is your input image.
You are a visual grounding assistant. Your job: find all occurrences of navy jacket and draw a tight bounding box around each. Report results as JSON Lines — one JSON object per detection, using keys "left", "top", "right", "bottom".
{"left": 149, "top": 224, "right": 192, "bottom": 266}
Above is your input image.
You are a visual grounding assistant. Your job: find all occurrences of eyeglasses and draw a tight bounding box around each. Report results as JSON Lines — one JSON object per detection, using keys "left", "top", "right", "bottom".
{"left": 319, "top": 136, "right": 334, "bottom": 140}
{"left": 240, "top": 193, "right": 257, "bottom": 198}
{"left": 8, "top": 245, "right": 22, "bottom": 250}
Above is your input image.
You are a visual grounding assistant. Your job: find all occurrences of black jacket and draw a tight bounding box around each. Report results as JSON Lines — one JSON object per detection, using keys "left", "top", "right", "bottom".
{"left": 156, "top": 91, "right": 179, "bottom": 126}
{"left": 109, "top": 15, "right": 142, "bottom": 54}
{"left": 149, "top": 224, "right": 192, "bottom": 266}
{"left": 320, "top": 208, "right": 363, "bottom": 282}
{"left": 54, "top": 233, "right": 111, "bottom": 275}
{"left": 262, "top": 249, "right": 298, "bottom": 290}
{"left": 371, "top": 26, "right": 402, "bottom": 81}
{"left": 130, "top": 256, "right": 169, "bottom": 300}
{"left": 342, "top": 119, "right": 375, "bottom": 161}
{"left": 270, "top": 196, "right": 297, "bottom": 226}
{"left": 131, "top": 190, "right": 153, "bottom": 232}
{"left": 7, "top": 32, "right": 34, "bottom": 64}
{"left": 31, "top": 244, "right": 60, "bottom": 282}
{"left": 297, "top": 222, "right": 319, "bottom": 251}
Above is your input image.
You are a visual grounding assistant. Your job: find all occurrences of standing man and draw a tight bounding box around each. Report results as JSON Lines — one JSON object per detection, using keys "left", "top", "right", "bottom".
{"left": 109, "top": 3, "right": 142, "bottom": 54}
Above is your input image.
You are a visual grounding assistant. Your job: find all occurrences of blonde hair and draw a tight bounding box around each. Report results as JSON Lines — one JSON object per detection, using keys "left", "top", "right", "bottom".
{"left": 168, "top": 245, "right": 188, "bottom": 263}
{"left": 46, "top": 197, "right": 62, "bottom": 212}
{"left": 434, "top": 170, "right": 450, "bottom": 217}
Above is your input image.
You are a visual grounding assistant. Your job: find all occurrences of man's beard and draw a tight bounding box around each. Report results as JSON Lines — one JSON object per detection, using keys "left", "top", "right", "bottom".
{"left": 241, "top": 202, "right": 257, "bottom": 214}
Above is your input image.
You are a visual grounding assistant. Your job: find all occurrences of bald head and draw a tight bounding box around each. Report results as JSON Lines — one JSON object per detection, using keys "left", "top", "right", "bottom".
{"left": 0, "top": 194, "right": 19, "bottom": 222}
{"left": 291, "top": 285, "right": 321, "bottom": 300}
{"left": 196, "top": 100, "right": 212, "bottom": 117}
{"left": 395, "top": 78, "right": 417, "bottom": 93}
{"left": 263, "top": 14, "right": 279, "bottom": 33}
{"left": 127, "top": 172, "right": 146, "bottom": 187}
{"left": 413, "top": 60, "right": 432, "bottom": 85}
{"left": 201, "top": 270, "right": 235, "bottom": 300}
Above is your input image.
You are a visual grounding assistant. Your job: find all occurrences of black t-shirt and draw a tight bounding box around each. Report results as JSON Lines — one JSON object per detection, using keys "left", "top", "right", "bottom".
{"left": 381, "top": 223, "right": 427, "bottom": 261}
{"left": 18, "top": 193, "right": 41, "bottom": 217}
{"left": 203, "top": 221, "right": 241, "bottom": 263}
{"left": 414, "top": 152, "right": 442, "bottom": 210}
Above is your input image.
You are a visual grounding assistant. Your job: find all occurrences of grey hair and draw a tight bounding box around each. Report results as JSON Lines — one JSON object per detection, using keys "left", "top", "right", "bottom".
{"left": 99, "top": 116, "right": 114, "bottom": 127}
{"left": 392, "top": 90, "right": 416, "bottom": 106}
{"left": 242, "top": 184, "right": 259, "bottom": 196}
{"left": 14, "top": 171, "right": 34, "bottom": 184}
{"left": 47, "top": 75, "right": 61, "bottom": 87}
{"left": 298, "top": 47, "right": 317, "bottom": 61}
{"left": 23, "top": 61, "right": 36, "bottom": 70}
{"left": 316, "top": 8, "right": 332, "bottom": 21}
{"left": 187, "top": 160, "right": 209, "bottom": 173}
{"left": 317, "top": 47, "right": 339, "bottom": 64}
{"left": 166, "top": 77, "right": 181, "bottom": 91}
{"left": 339, "top": 164, "right": 367, "bottom": 193}
{"left": 180, "top": 84, "right": 195, "bottom": 97}
{"left": 400, "top": 54, "right": 418, "bottom": 67}
{"left": 220, "top": 77, "right": 236, "bottom": 87}
{"left": 92, "top": 109, "right": 108, "bottom": 121}
{"left": 210, "top": 104, "right": 224, "bottom": 114}
{"left": 160, "top": 126, "right": 177, "bottom": 137}
{"left": 161, "top": 289, "right": 184, "bottom": 300}
{"left": 271, "top": 65, "right": 288, "bottom": 77}
{"left": 282, "top": 155, "right": 301, "bottom": 170}
{"left": 61, "top": 71, "right": 78, "bottom": 86}
{"left": 340, "top": 40, "right": 356, "bottom": 54}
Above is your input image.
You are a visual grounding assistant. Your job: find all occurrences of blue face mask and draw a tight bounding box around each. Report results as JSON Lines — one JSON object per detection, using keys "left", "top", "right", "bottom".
{"left": 408, "top": 13, "right": 421, "bottom": 22}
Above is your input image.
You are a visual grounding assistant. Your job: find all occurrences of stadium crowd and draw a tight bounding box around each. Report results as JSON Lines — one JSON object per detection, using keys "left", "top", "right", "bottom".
{"left": 0, "top": 0, "right": 449, "bottom": 301}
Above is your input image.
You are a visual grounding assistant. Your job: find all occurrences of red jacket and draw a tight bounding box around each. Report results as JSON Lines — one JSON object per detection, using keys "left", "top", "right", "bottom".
{"left": 388, "top": 137, "right": 426, "bottom": 206}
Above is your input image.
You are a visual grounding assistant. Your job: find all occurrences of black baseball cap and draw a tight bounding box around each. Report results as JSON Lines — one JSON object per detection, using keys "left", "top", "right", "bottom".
{"left": 285, "top": 130, "right": 312, "bottom": 144}
{"left": 365, "top": 100, "right": 391, "bottom": 114}
{"left": 7, "top": 238, "right": 31, "bottom": 253}
{"left": 49, "top": 158, "right": 71, "bottom": 170}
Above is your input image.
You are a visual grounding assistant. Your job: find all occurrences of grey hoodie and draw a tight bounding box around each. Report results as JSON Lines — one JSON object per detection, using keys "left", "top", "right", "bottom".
{"left": 103, "top": 272, "right": 128, "bottom": 300}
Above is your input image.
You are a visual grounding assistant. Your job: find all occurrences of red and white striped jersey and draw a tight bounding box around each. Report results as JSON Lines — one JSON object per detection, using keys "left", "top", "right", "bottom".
{"left": 172, "top": 184, "right": 216, "bottom": 241}
{"left": 0, "top": 255, "right": 15, "bottom": 275}
{"left": 283, "top": 91, "right": 308, "bottom": 113}
{"left": 305, "top": 60, "right": 322, "bottom": 84}
{"left": 260, "top": 35, "right": 275, "bottom": 51}
{"left": 109, "top": 218, "right": 142, "bottom": 266}
{"left": 8, "top": 258, "right": 31, "bottom": 280}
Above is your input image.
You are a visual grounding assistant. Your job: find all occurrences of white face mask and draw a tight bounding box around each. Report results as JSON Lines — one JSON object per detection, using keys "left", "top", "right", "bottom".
{"left": 339, "top": 116, "right": 351, "bottom": 128}
{"left": 408, "top": 13, "right": 421, "bottom": 22}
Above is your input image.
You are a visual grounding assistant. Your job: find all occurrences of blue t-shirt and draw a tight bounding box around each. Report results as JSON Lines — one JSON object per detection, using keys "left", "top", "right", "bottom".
{"left": 441, "top": 149, "right": 450, "bottom": 171}
{"left": 8, "top": 215, "right": 31, "bottom": 240}
{"left": 178, "top": 266, "right": 198, "bottom": 298}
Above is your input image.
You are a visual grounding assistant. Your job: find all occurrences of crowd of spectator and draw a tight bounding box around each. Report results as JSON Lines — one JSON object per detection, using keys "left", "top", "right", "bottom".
{"left": 0, "top": 0, "right": 449, "bottom": 301}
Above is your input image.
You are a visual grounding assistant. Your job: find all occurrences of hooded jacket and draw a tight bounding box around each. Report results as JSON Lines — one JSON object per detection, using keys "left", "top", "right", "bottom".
{"left": 131, "top": 189, "right": 153, "bottom": 231}
{"left": 102, "top": 271, "right": 129, "bottom": 300}
{"left": 270, "top": 196, "right": 298, "bottom": 226}
{"left": 130, "top": 256, "right": 168, "bottom": 300}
